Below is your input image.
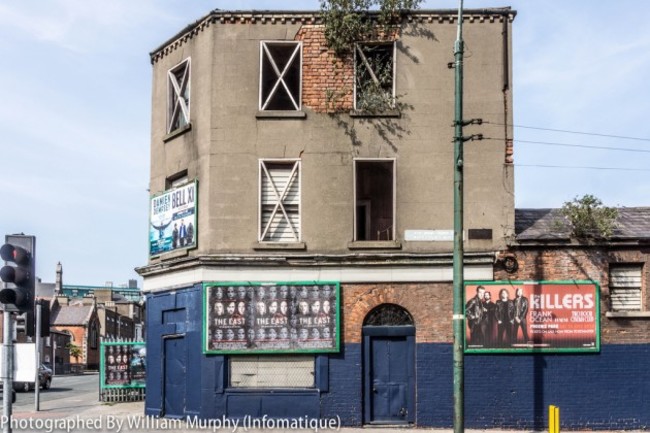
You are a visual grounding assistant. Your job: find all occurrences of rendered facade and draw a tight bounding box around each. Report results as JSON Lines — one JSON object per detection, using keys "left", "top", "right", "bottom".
{"left": 137, "top": 7, "right": 516, "bottom": 426}
{"left": 137, "top": 7, "right": 650, "bottom": 429}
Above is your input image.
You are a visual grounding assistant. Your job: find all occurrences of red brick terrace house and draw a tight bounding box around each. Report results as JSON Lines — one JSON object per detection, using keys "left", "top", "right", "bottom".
{"left": 499, "top": 207, "right": 650, "bottom": 340}
{"left": 50, "top": 296, "right": 101, "bottom": 370}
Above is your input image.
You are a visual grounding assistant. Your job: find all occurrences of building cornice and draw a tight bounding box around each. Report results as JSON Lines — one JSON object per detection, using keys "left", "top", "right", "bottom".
{"left": 150, "top": 8, "right": 516, "bottom": 64}
{"left": 136, "top": 251, "right": 496, "bottom": 278}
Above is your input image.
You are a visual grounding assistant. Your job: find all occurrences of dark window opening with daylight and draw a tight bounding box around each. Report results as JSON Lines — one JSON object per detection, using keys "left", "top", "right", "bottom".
{"left": 355, "top": 160, "right": 394, "bottom": 241}
{"left": 260, "top": 42, "right": 302, "bottom": 111}
{"left": 354, "top": 43, "right": 395, "bottom": 112}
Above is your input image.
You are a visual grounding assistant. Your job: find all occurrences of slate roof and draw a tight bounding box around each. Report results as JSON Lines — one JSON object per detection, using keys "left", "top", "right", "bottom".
{"left": 51, "top": 303, "right": 94, "bottom": 326}
{"left": 515, "top": 207, "right": 650, "bottom": 241}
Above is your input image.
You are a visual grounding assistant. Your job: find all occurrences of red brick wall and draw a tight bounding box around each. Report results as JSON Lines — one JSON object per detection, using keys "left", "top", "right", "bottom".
{"left": 53, "top": 322, "right": 100, "bottom": 368}
{"left": 295, "top": 25, "right": 398, "bottom": 113}
{"left": 341, "top": 282, "right": 453, "bottom": 344}
{"left": 295, "top": 25, "right": 354, "bottom": 113}
{"left": 496, "top": 247, "right": 650, "bottom": 344}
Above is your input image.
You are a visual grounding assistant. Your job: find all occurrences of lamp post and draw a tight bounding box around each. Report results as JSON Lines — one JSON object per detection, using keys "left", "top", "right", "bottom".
{"left": 452, "top": 1, "right": 465, "bottom": 433}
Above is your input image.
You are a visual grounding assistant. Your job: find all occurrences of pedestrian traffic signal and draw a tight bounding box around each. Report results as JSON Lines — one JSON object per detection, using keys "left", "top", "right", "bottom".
{"left": 0, "top": 235, "right": 35, "bottom": 313}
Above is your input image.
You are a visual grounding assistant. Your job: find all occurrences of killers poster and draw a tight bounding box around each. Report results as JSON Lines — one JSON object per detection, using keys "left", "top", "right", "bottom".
{"left": 464, "top": 281, "right": 600, "bottom": 353}
{"left": 149, "top": 181, "right": 197, "bottom": 256}
{"left": 101, "top": 342, "right": 146, "bottom": 388}
{"left": 204, "top": 282, "right": 340, "bottom": 354}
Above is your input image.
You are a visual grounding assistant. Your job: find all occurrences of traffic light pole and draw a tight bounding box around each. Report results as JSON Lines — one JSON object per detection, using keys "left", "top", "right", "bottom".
{"left": 452, "top": 2, "right": 465, "bottom": 433}
{"left": 2, "top": 310, "right": 14, "bottom": 433}
{"left": 35, "top": 301, "right": 41, "bottom": 411}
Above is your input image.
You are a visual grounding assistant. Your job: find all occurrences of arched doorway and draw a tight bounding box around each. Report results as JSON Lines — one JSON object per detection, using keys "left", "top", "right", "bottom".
{"left": 362, "top": 304, "right": 416, "bottom": 425}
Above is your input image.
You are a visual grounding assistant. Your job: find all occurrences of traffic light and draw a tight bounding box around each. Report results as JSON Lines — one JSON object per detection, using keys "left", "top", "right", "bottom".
{"left": 0, "top": 234, "right": 35, "bottom": 313}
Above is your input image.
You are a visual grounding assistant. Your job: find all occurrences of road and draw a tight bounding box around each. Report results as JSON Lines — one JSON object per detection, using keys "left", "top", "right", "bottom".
{"left": 12, "top": 373, "right": 100, "bottom": 415}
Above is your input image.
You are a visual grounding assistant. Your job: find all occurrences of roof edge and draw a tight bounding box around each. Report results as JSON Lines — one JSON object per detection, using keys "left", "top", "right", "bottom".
{"left": 150, "top": 7, "right": 516, "bottom": 63}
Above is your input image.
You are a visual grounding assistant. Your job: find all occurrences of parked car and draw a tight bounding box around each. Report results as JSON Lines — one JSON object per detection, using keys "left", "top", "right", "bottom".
{"left": 13, "top": 364, "right": 52, "bottom": 392}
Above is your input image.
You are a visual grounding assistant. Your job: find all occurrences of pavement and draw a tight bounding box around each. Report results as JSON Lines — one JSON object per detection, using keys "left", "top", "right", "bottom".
{"left": 6, "top": 400, "right": 645, "bottom": 433}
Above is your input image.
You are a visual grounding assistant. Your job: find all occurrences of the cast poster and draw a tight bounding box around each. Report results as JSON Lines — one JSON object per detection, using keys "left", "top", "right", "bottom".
{"left": 101, "top": 342, "right": 147, "bottom": 388}
{"left": 464, "top": 281, "right": 599, "bottom": 353}
{"left": 149, "top": 181, "right": 197, "bottom": 256}
{"left": 204, "top": 282, "right": 340, "bottom": 354}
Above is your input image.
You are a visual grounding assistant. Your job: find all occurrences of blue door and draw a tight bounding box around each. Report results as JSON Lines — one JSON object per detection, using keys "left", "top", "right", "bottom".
{"left": 163, "top": 336, "right": 186, "bottom": 418}
{"left": 363, "top": 326, "right": 415, "bottom": 424}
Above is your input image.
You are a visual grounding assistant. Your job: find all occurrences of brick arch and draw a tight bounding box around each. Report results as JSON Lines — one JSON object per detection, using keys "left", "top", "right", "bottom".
{"left": 343, "top": 283, "right": 452, "bottom": 344}
{"left": 363, "top": 303, "right": 414, "bottom": 326}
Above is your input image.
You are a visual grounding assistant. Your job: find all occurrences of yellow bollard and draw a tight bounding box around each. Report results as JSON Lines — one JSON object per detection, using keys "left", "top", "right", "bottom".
{"left": 549, "top": 405, "right": 560, "bottom": 433}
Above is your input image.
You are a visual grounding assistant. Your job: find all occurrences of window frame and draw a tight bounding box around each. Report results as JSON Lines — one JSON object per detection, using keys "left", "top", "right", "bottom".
{"left": 353, "top": 42, "right": 396, "bottom": 111}
{"left": 167, "top": 58, "right": 191, "bottom": 134}
{"left": 609, "top": 264, "right": 644, "bottom": 312}
{"left": 353, "top": 158, "right": 397, "bottom": 242}
{"left": 258, "top": 159, "right": 302, "bottom": 243}
{"left": 259, "top": 41, "right": 303, "bottom": 112}
{"left": 228, "top": 355, "right": 316, "bottom": 389}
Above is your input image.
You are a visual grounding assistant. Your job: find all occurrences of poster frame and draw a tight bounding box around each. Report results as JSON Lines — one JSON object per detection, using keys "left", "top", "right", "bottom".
{"left": 148, "top": 179, "right": 198, "bottom": 257}
{"left": 464, "top": 280, "right": 601, "bottom": 354}
{"left": 202, "top": 281, "right": 341, "bottom": 355}
{"left": 99, "top": 341, "right": 147, "bottom": 389}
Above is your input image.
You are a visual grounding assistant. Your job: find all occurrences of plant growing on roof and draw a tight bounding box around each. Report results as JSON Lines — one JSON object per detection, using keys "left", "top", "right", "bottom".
{"left": 560, "top": 194, "right": 618, "bottom": 239}
{"left": 319, "top": 0, "right": 423, "bottom": 56}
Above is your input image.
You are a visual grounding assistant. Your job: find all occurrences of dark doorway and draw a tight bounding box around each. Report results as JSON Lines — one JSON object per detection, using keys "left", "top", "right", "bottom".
{"left": 363, "top": 304, "right": 415, "bottom": 425}
{"left": 163, "top": 336, "right": 187, "bottom": 418}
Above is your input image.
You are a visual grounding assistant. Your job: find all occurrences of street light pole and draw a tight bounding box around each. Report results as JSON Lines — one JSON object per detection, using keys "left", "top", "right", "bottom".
{"left": 452, "top": 1, "right": 465, "bottom": 433}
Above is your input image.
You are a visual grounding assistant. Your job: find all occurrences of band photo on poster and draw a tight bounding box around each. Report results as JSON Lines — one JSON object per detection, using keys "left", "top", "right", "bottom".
{"left": 203, "top": 282, "right": 340, "bottom": 354}
{"left": 464, "top": 281, "right": 600, "bottom": 353}
{"left": 149, "top": 180, "right": 197, "bottom": 256}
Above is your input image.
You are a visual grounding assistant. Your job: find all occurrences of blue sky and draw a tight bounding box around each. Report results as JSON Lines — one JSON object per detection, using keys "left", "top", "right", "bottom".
{"left": 1, "top": 0, "right": 649, "bottom": 286}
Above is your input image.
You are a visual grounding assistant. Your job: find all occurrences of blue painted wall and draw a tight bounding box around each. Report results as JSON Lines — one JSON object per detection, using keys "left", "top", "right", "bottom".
{"left": 147, "top": 287, "right": 650, "bottom": 428}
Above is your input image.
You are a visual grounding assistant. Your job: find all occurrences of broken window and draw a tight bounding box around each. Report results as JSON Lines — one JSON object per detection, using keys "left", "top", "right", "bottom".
{"left": 354, "top": 43, "right": 395, "bottom": 112}
{"left": 260, "top": 41, "right": 302, "bottom": 111}
{"left": 354, "top": 160, "right": 395, "bottom": 241}
{"left": 167, "top": 58, "right": 190, "bottom": 133}
{"left": 260, "top": 160, "right": 301, "bottom": 242}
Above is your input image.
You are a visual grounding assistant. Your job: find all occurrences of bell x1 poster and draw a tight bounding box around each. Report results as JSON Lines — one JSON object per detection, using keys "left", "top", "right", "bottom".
{"left": 149, "top": 180, "right": 197, "bottom": 256}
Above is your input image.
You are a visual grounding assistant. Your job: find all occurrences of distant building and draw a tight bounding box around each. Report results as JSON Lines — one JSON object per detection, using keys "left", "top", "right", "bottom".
{"left": 50, "top": 296, "right": 101, "bottom": 371}
{"left": 61, "top": 283, "right": 143, "bottom": 303}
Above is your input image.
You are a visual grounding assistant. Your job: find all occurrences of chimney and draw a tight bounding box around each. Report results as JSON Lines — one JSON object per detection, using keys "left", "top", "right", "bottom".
{"left": 55, "top": 262, "right": 63, "bottom": 293}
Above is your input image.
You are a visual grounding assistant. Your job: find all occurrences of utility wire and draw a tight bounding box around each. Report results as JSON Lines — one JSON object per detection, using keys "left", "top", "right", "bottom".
{"left": 483, "top": 137, "right": 650, "bottom": 154}
{"left": 516, "top": 163, "right": 650, "bottom": 172}
{"left": 484, "top": 121, "right": 650, "bottom": 142}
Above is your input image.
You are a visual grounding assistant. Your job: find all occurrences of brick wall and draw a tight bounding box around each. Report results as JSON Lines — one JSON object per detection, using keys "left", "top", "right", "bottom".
{"left": 295, "top": 25, "right": 398, "bottom": 113}
{"left": 342, "top": 282, "right": 452, "bottom": 344}
{"left": 295, "top": 25, "right": 354, "bottom": 113}
{"left": 496, "top": 247, "right": 650, "bottom": 344}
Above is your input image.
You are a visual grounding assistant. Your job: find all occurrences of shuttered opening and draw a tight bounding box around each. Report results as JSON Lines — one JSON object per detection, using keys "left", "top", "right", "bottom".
{"left": 260, "top": 161, "right": 300, "bottom": 242}
{"left": 230, "top": 356, "right": 314, "bottom": 388}
{"left": 610, "top": 265, "right": 643, "bottom": 312}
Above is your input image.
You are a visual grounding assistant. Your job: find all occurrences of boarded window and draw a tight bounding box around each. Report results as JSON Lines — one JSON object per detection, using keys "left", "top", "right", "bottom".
{"left": 260, "top": 42, "right": 302, "bottom": 111}
{"left": 354, "top": 160, "right": 395, "bottom": 241}
{"left": 260, "top": 161, "right": 300, "bottom": 242}
{"left": 609, "top": 265, "right": 643, "bottom": 312}
{"left": 167, "top": 58, "right": 190, "bottom": 132}
{"left": 230, "top": 356, "right": 314, "bottom": 388}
